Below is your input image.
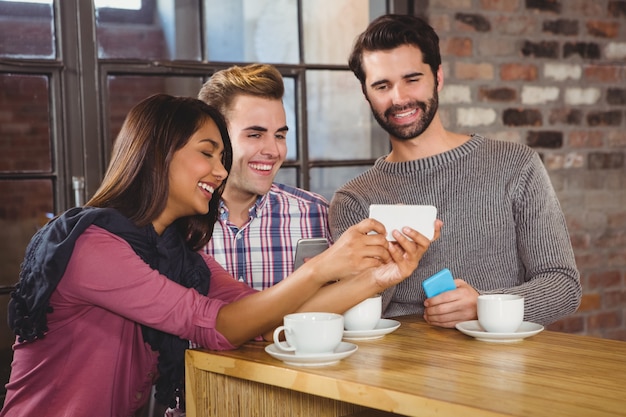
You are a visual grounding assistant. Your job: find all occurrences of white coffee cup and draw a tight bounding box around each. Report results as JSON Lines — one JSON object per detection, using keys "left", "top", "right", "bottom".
{"left": 273, "top": 312, "right": 344, "bottom": 355}
{"left": 477, "top": 294, "right": 524, "bottom": 333}
{"left": 343, "top": 295, "right": 382, "bottom": 331}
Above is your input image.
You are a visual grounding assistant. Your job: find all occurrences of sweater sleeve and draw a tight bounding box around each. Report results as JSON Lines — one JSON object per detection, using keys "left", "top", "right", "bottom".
{"left": 497, "top": 152, "right": 582, "bottom": 323}
{"left": 60, "top": 226, "right": 257, "bottom": 350}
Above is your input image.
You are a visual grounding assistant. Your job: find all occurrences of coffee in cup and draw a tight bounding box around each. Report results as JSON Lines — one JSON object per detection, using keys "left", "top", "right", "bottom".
{"left": 273, "top": 312, "right": 343, "bottom": 355}
{"left": 477, "top": 294, "right": 524, "bottom": 333}
{"left": 343, "top": 294, "right": 382, "bottom": 331}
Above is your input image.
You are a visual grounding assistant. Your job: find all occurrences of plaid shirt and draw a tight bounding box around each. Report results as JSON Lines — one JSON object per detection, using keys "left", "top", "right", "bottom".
{"left": 204, "top": 183, "right": 332, "bottom": 290}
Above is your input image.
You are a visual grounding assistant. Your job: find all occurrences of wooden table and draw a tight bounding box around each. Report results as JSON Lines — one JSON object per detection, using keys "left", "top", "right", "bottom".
{"left": 185, "top": 316, "right": 626, "bottom": 417}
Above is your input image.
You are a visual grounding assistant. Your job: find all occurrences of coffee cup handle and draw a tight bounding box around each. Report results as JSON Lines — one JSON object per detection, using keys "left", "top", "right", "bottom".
{"left": 273, "top": 326, "right": 296, "bottom": 352}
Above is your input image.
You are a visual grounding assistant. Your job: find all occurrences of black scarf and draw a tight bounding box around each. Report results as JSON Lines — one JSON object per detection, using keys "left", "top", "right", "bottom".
{"left": 8, "top": 206, "right": 211, "bottom": 409}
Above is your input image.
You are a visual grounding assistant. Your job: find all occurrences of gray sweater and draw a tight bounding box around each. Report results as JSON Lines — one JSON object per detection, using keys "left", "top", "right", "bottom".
{"left": 329, "top": 134, "right": 581, "bottom": 325}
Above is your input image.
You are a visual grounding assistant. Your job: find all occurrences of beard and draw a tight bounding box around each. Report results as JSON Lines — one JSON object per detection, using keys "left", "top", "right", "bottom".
{"left": 370, "top": 85, "right": 439, "bottom": 141}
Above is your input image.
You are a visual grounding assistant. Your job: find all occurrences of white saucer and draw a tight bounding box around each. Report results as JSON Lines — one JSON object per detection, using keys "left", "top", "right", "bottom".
{"left": 455, "top": 320, "right": 544, "bottom": 343}
{"left": 265, "top": 341, "right": 358, "bottom": 366}
{"left": 343, "top": 318, "right": 401, "bottom": 341}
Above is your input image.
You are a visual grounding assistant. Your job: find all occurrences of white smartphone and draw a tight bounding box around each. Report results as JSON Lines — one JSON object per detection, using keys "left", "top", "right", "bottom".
{"left": 293, "top": 238, "right": 329, "bottom": 269}
{"left": 369, "top": 204, "right": 438, "bottom": 241}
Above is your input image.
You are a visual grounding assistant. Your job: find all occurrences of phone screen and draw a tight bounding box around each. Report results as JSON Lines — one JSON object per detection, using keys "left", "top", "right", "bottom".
{"left": 293, "top": 238, "right": 329, "bottom": 269}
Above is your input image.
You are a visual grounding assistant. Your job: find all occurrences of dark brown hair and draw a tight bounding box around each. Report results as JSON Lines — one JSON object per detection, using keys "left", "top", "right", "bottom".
{"left": 87, "top": 93, "right": 232, "bottom": 250}
{"left": 348, "top": 14, "right": 441, "bottom": 90}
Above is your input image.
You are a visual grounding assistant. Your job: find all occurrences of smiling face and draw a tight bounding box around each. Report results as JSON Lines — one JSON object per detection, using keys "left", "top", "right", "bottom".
{"left": 223, "top": 95, "right": 288, "bottom": 201}
{"left": 153, "top": 118, "right": 228, "bottom": 234}
{"left": 362, "top": 44, "right": 442, "bottom": 141}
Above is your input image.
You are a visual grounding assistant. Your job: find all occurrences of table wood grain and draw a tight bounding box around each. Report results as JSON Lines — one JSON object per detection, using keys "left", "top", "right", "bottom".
{"left": 185, "top": 316, "right": 626, "bottom": 417}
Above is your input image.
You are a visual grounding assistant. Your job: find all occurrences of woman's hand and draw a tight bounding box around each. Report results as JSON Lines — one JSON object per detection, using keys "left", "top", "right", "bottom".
{"left": 304, "top": 218, "right": 391, "bottom": 284}
{"left": 367, "top": 220, "right": 443, "bottom": 290}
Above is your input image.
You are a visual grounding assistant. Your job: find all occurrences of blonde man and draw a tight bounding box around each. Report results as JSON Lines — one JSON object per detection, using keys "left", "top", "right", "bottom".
{"left": 198, "top": 64, "right": 331, "bottom": 290}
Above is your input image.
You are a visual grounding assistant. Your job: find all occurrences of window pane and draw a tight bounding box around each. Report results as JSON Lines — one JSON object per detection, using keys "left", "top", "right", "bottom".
{"left": 203, "top": 0, "right": 298, "bottom": 63}
{"left": 310, "top": 166, "right": 373, "bottom": 202}
{"left": 0, "top": 178, "right": 54, "bottom": 391}
{"left": 302, "top": 0, "right": 384, "bottom": 65}
{"left": 106, "top": 75, "right": 203, "bottom": 145}
{"left": 96, "top": 0, "right": 201, "bottom": 60}
{"left": 1, "top": 290, "right": 14, "bottom": 401}
{"left": 0, "top": 0, "right": 55, "bottom": 59}
{"left": 283, "top": 76, "right": 297, "bottom": 161}
{"left": 0, "top": 73, "right": 52, "bottom": 172}
{"left": 306, "top": 70, "right": 387, "bottom": 161}
{"left": 0, "top": 179, "right": 54, "bottom": 287}
{"left": 274, "top": 166, "right": 297, "bottom": 188}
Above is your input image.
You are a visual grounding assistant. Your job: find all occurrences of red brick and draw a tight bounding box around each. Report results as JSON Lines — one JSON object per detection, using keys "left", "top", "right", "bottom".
{"left": 569, "top": 2, "right": 605, "bottom": 16}
{"left": 576, "top": 253, "right": 610, "bottom": 270}
{"left": 606, "top": 129, "right": 626, "bottom": 148}
{"left": 608, "top": 1, "right": 626, "bottom": 17}
{"left": 454, "top": 13, "right": 491, "bottom": 32}
{"left": 547, "top": 315, "right": 585, "bottom": 333}
{"left": 479, "top": 87, "right": 517, "bottom": 101}
{"left": 543, "top": 19, "right": 578, "bottom": 36}
{"left": 587, "top": 311, "right": 622, "bottom": 330}
{"left": 604, "top": 289, "right": 626, "bottom": 309}
{"left": 569, "top": 233, "right": 591, "bottom": 250}
{"left": 492, "top": 15, "right": 536, "bottom": 35}
{"left": 480, "top": 0, "right": 520, "bottom": 11}
{"left": 584, "top": 65, "right": 621, "bottom": 82}
{"left": 500, "top": 64, "right": 538, "bottom": 81}
{"left": 549, "top": 109, "right": 582, "bottom": 125}
{"left": 568, "top": 131, "right": 605, "bottom": 148}
{"left": 455, "top": 62, "right": 494, "bottom": 80}
{"left": 608, "top": 249, "right": 626, "bottom": 267}
{"left": 589, "top": 270, "right": 622, "bottom": 289}
{"left": 578, "top": 292, "right": 601, "bottom": 311}
{"left": 595, "top": 231, "right": 626, "bottom": 249}
{"left": 503, "top": 109, "right": 542, "bottom": 126}
{"left": 441, "top": 37, "right": 473, "bottom": 56}
{"left": 607, "top": 212, "right": 626, "bottom": 229}
{"left": 429, "top": 14, "right": 451, "bottom": 32}
{"left": 564, "top": 42, "right": 601, "bottom": 59}
{"left": 603, "top": 329, "right": 626, "bottom": 342}
{"left": 586, "top": 21, "right": 620, "bottom": 38}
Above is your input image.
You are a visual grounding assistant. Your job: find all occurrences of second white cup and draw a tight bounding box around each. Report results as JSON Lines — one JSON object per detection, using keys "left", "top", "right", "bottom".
{"left": 273, "top": 312, "right": 344, "bottom": 356}
{"left": 343, "top": 294, "right": 382, "bottom": 331}
{"left": 477, "top": 294, "right": 524, "bottom": 333}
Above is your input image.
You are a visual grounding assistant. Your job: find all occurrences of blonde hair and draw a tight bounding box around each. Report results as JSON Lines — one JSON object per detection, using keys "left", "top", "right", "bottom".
{"left": 198, "top": 63, "right": 285, "bottom": 118}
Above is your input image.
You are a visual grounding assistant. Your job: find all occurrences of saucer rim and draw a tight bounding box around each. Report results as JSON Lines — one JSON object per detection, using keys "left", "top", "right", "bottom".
{"left": 265, "top": 341, "right": 358, "bottom": 366}
{"left": 455, "top": 320, "right": 544, "bottom": 342}
{"left": 343, "top": 318, "right": 401, "bottom": 340}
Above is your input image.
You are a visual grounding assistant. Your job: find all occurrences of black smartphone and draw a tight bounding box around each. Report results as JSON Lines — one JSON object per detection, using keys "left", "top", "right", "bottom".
{"left": 293, "top": 238, "right": 329, "bottom": 269}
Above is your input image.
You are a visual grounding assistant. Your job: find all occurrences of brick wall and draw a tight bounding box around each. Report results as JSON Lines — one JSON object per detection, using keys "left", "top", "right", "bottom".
{"left": 426, "top": 0, "right": 626, "bottom": 340}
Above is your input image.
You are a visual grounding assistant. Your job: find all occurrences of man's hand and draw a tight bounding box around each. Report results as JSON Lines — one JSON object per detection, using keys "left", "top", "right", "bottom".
{"left": 423, "top": 279, "right": 479, "bottom": 328}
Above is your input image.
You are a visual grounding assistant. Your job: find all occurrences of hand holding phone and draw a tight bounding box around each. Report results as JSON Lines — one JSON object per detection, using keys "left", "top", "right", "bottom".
{"left": 422, "top": 268, "right": 456, "bottom": 298}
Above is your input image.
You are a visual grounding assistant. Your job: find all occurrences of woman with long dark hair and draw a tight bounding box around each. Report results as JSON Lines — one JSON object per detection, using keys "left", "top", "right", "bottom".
{"left": 2, "top": 94, "right": 438, "bottom": 416}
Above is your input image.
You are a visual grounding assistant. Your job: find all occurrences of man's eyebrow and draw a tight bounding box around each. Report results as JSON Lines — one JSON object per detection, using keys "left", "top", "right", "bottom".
{"left": 244, "top": 125, "right": 268, "bottom": 132}
{"left": 370, "top": 79, "right": 389, "bottom": 89}
{"left": 403, "top": 71, "right": 424, "bottom": 79}
{"left": 370, "top": 71, "right": 425, "bottom": 88}
{"left": 244, "top": 125, "right": 289, "bottom": 133}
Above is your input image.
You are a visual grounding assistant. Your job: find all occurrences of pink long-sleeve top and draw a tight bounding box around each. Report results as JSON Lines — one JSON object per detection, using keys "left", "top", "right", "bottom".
{"left": 1, "top": 225, "right": 257, "bottom": 417}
